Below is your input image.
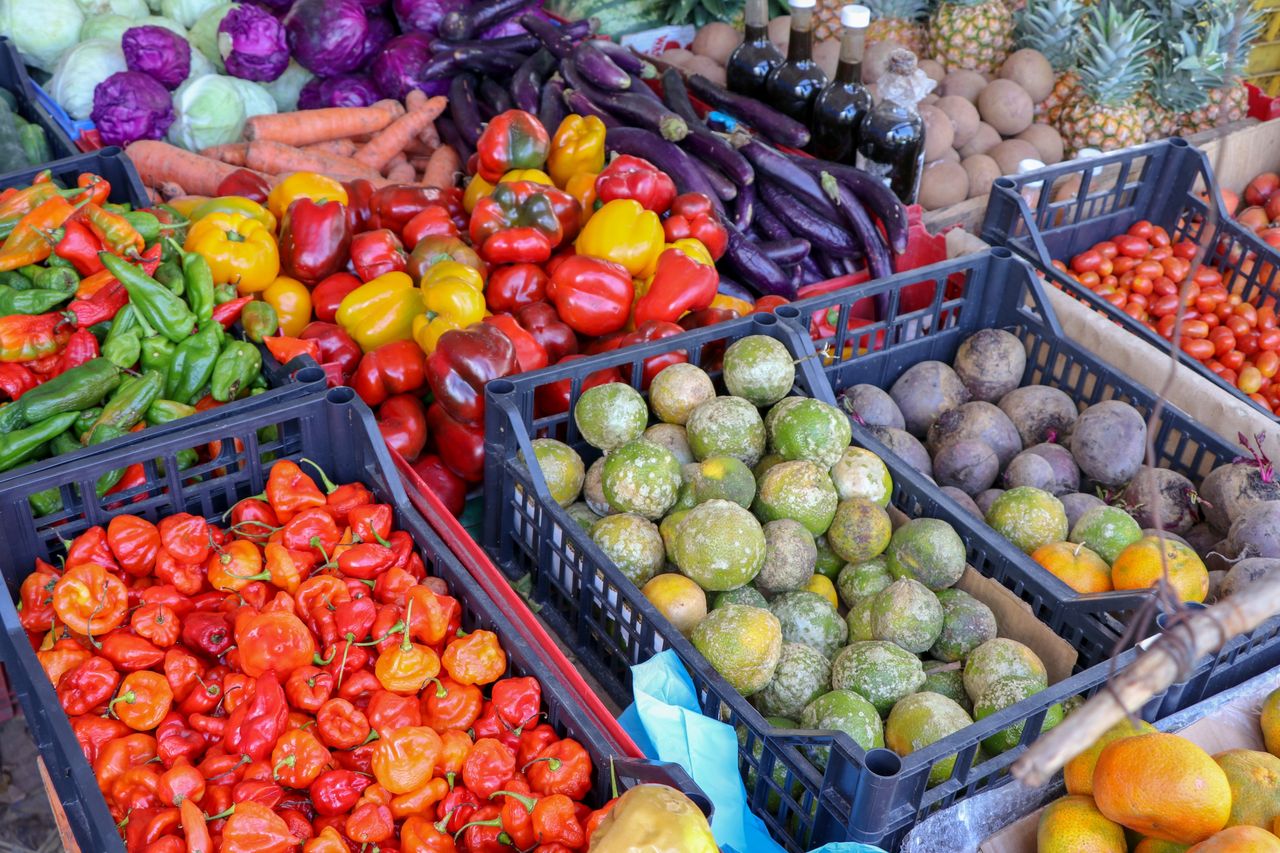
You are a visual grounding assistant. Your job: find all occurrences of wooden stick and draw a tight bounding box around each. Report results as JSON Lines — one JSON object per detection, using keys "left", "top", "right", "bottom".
{"left": 1012, "top": 573, "right": 1280, "bottom": 787}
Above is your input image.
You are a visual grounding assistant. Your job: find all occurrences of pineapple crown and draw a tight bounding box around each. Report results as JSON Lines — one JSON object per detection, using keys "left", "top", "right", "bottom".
{"left": 665, "top": 0, "right": 745, "bottom": 28}
{"left": 1212, "top": 0, "right": 1263, "bottom": 79}
{"left": 863, "top": 0, "right": 929, "bottom": 21}
{"left": 1015, "top": 0, "right": 1083, "bottom": 72}
{"left": 1150, "top": 26, "right": 1227, "bottom": 113}
{"left": 1076, "top": 1, "right": 1157, "bottom": 105}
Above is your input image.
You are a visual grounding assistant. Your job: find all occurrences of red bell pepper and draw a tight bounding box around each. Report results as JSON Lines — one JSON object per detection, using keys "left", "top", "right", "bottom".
{"left": 633, "top": 245, "right": 719, "bottom": 326}
{"left": 50, "top": 328, "right": 100, "bottom": 377}
{"left": 425, "top": 322, "right": 518, "bottom": 426}
{"left": 596, "top": 155, "right": 677, "bottom": 214}
{"left": 410, "top": 454, "right": 466, "bottom": 516}
{"left": 484, "top": 314, "right": 548, "bottom": 373}
{"left": 279, "top": 197, "right": 350, "bottom": 284}
{"left": 311, "top": 272, "right": 364, "bottom": 323}
{"left": 299, "top": 321, "right": 362, "bottom": 385}
{"left": 545, "top": 254, "right": 634, "bottom": 337}
{"left": 621, "top": 320, "right": 689, "bottom": 389}
{"left": 369, "top": 185, "right": 465, "bottom": 237}
{"left": 351, "top": 339, "right": 427, "bottom": 407}
{"left": 532, "top": 355, "right": 622, "bottom": 418}
{"left": 378, "top": 393, "right": 428, "bottom": 461}
{"left": 216, "top": 170, "right": 271, "bottom": 204}
{"left": 55, "top": 219, "right": 106, "bottom": 275}
{"left": 475, "top": 109, "right": 552, "bottom": 183}
{"left": 469, "top": 182, "right": 577, "bottom": 265}
{"left": 402, "top": 204, "right": 459, "bottom": 248}
{"left": 513, "top": 300, "right": 577, "bottom": 364}
{"left": 426, "top": 401, "right": 485, "bottom": 483}
{"left": 485, "top": 263, "right": 547, "bottom": 314}
{"left": 663, "top": 192, "right": 728, "bottom": 259}
{"left": 349, "top": 229, "right": 406, "bottom": 283}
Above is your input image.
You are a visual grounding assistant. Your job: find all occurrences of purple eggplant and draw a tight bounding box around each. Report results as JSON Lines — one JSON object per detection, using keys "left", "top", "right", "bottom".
{"left": 539, "top": 77, "right": 568, "bottom": 133}
{"left": 736, "top": 136, "right": 840, "bottom": 219}
{"left": 680, "top": 128, "right": 754, "bottom": 187}
{"left": 520, "top": 13, "right": 578, "bottom": 58}
{"left": 823, "top": 175, "right": 894, "bottom": 280}
{"left": 440, "top": 0, "right": 536, "bottom": 40}
{"left": 593, "top": 40, "right": 650, "bottom": 76}
{"left": 660, "top": 69, "right": 700, "bottom": 125}
{"left": 479, "top": 76, "right": 513, "bottom": 114}
{"left": 812, "top": 250, "right": 845, "bottom": 280}
{"left": 448, "top": 73, "right": 484, "bottom": 146}
{"left": 436, "top": 115, "right": 473, "bottom": 163}
{"left": 799, "top": 255, "right": 824, "bottom": 284}
{"left": 794, "top": 158, "right": 910, "bottom": 255}
{"left": 434, "top": 32, "right": 541, "bottom": 53}
{"left": 572, "top": 41, "right": 631, "bottom": 91}
{"left": 724, "top": 224, "right": 796, "bottom": 298}
{"left": 561, "top": 59, "right": 687, "bottom": 141}
{"left": 758, "top": 237, "right": 810, "bottom": 266}
{"left": 512, "top": 49, "right": 555, "bottom": 113}
{"left": 717, "top": 277, "right": 755, "bottom": 303}
{"left": 758, "top": 180, "right": 859, "bottom": 255}
{"left": 562, "top": 89, "right": 621, "bottom": 128}
{"left": 687, "top": 74, "right": 810, "bottom": 148}
{"left": 753, "top": 201, "right": 792, "bottom": 242}
{"left": 604, "top": 126, "right": 723, "bottom": 212}
{"left": 732, "top": 180, "right": 753, "bottom": 229}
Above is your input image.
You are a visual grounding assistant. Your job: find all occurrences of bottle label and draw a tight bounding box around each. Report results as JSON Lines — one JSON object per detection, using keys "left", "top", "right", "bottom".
{"left": 855, "top": 153, "right": 893, "bottom": 188}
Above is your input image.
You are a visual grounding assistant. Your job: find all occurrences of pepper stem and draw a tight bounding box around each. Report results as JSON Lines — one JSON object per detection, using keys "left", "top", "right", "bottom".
{"left": 489, "top": 790, "right": 537, "bottom": 812}
{"left": 300, "top": 457, "right": 340, "bottom": 494}
{"left": 454, "top": 817, "right": 502, "bottom": 840}
{"left": 313, "top": 648, "right": 336, "bottom": 666}
{"left": 105, "top": 690, "right": 136, "bottom": 718}
{"left": 522, "top": 756, "right": 562, "bottom": 773}
{"left": 205, "top": 805, "right": 235, "bottom": 821}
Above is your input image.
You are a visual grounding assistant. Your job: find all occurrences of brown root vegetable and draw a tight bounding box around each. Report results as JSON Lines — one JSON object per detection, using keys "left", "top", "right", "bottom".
{"left": 691, "top": 22, "right": 743, "bottom": 64}
{"left": 989, "top": 138, "right": 1040, "bottom": 175}
{"left": 868, "top": 426, "right": 934, "bottom": 479}
{"left": 998, "top": 49, "right": 1054, "bottom": 103}
{"left": 1198, "top": 461, "right": 1280, "bottom": 533}
{"left": 940, "top": 69, "right": 988, "bottom": 102}
{"left": 686, "top": 55, "right": 727, "bottom": 86}
{"left": 953, "top": 329, "right": 1026, "bottom": 402}
{"left": 1022, "top": 443, "right": 1080, "bottom": 495}
{"left": 1068, "top": 400, "right": 1147, "bottom": 487}
{"left": 1227, "top": 502, "right": 1280, "bottom": 558}
{"left": 919, "top": 58, "right": 946, "bottom": 83}
{"left": 661, "top": 47, "right": 696, "bottom": 68}
{"left": 936, "top": 95, "right": 980, "bottom": 147}
{"left": 768, "top": 17, "right": 790, "bottom": 53}
{"left": 1003, "top": 452, "right": 1055, "bottom": 491}
{"left": 942, "top": 486, "right": 984, "bottom": 519}
{"left": 1016, "top": 123, "right": 1064, "bottom": 165}
{"left": 814, "top": 38, "right": 841, "bottom": 79}
{"left": 927, "top": 402, "right": 1022, "bottom": 469}
{"left": 938, "top": 148, "right": 961, "bottom": 163}
{"left": 998, "top": 385, "right": 1077, "bottom": 447}
{"left": 975, "top": 488, "right": 1005, "bottom": 516}
{"left": 1059, "top": 492, "right": 1105, "bottom": 529}
{"left": 978, "top": 80, "right": 1034, "bottom": 136}
{"left": 1220, "top": 557, "right": 1280, "bottom": 598}
{"left": 1184, "top": 523, "right": 1219, "bottom": 557}
{"left": 1120, "top": 467, "right": 1198, "bottom": 535}
{"left": 921, "top": 105, "right": 955, "bottom": 160}
{"left": 839, "top": 384, "right": 905, "bottom": 430}
{"left": 933, "top": 439, "right": 1000, "bottom": 495}
{"left": 957, "top": 122, "right": 1001, "bottom": 159}
{"left": 918, "top": 161, "right": 968, "bottom": 210}
{"left": 864, "top": 40, "right": 906, "bottom": 84}
{"left": 963, "top": 154, "right": 1001, "bottom": 198}
{"left": 888, "top": 361, "right": 970, "bottom": 437}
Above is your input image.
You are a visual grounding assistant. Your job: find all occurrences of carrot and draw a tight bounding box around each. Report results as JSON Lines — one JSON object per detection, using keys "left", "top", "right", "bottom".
{"left": 243, "top": 105, "right": 400, "bottom": 147}
{"left": 382, "top": 151, "right": 409, "bottom": 175}
{"left": 126, "top": 141, "right": 264, "bottom": 197}
{"left": 421, "top": 123, "right": 441, "bottom": 150}
{"left": 200, "top": 143, "right": 249, "bottom": 165}
{"left": 304, "top": 139, "right": 358, "bottom": 157}
{"left": 386, "top": 161, "right": 416, "bottom": 183}
{"left": 423, "top": 144, "right": 462, "bottom": 189}
{"left": 245, "top": 141, "right": 389, "bottom": 184}
{"left": 354, "top": 95, "right": 448, "bottom": 171}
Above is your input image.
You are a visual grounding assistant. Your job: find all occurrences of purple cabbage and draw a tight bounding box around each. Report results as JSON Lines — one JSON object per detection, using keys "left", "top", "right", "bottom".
{"left": 393, "top": 0, "right": 466, "bottom": 38}
{"left": 92, "top": 71, "right": 176, "bottom": 147}
{"left": 285, "top": 0, "right": 369, "bottom": 76}
{"left": 249, "top": 0, "right": 294, "bottom": 10}
{"left": 121, "top": 26, "right": 192, "bottom": 92}
{"left": 355, "top": 13, "right": 397, "bottom": 68}
{"left": 297, "top": 73, "right": 382, "bottom": 109}
{"left": 371, "top": 32, "right": 446, "bottom": 100}
{"left": 219, "top": 4, "right": 290, "bottom": 82}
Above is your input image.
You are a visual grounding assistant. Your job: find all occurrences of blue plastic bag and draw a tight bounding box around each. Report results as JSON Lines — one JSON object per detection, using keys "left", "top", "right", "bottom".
{"left": 619, "top": 650, "right": 885, "bottom": 853}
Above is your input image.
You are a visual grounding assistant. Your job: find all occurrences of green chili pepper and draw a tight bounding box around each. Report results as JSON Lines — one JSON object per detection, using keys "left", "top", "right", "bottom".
{"left": 31, "top": 266, "right": 78, "bottom": 294}
{"left": 28, "top": 487, "right": 63, "bottom": 517}
{"left": 0, "top": 271, "right": 28, "bottom": 289}
{"left": 145, "top": 399, "right": 197, "bottom": 426}
{"left": 49, "top": 429, "right": 81, "bottom": 457}
{"left": 45, "top": 251, "right": 76, "bottom": 273}
{"left": 210, "top": 340, "right": 262, "bottom": 402}
{"left": 140, "top": 336, "right": 176, "bottom": 376}
{"left": 158, "top": 447, "right": 199, "bottom": 477}
{"left": 0, "top": 412, "right": 78, "bottom": 471}
{"left": 16, "top": 265, "right": 40, "bottom": 282}
{"left": 182, "top": 251, "right": 215, "bottom": 325}
{"left": 240, "top": 300, "right": 278, "bottom": 343}
{"left": 1, "top": 359, "right": 121, "bottom": 432}
{"left": 213, "top": 283, "right": 238, "bottom": 305}
{"left": 99, "top": 252, "right": 195, "bottom": 343}
{"left": 102, "top": 329, "right": 140, "bottom": 369}
{"left": 73, "top": 406, "right": 102, "bottom": 437}
{"left": 103, "top": 203, "right": 131, "bottom": 215}
{"left": 0, "top": 284, "right": 70, "bottom": 315}
{"left": 85, "top": 370, "right": 164, "bottom": 445}
{"left": 122, "top": 211, "right": 162, "bottom": 245}
{"left": 154, "top": 260, "right": 185, "bottom": 297}
{"left": 165, "top": 322, "right": 221, "bottom": 405}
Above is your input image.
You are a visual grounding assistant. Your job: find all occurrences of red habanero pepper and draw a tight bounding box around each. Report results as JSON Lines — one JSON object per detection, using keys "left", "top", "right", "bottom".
{"left": 425, "top": 322, "right": 518, "bottom": 426}
{"left": 422, "top": 676, "right": 483, "bottom": 731}
{"left": 366, "top": 689, "right": 421, "bottom": 735}
{"left": 58, "top": 657, "right": 120, "bottom": 715}
{"left": 94, "top": 732, "right": 156, "bottom": 797}
{"left": 325, "top": 478, "right": 372, "bottom": 525}
{"left": 311, "top": 272, "right": 364, "bottom": 323}
{"left": 442, "top": 630, "right": 506, "bottom": 686}
{"left": 178, "top": 665, "right": 226, "bottom": 717}
{"left": 220, "top": 800, "right": 298, "bottom": 853}
{"left": 525, "top": 738, "right": 592, "bottom": 800}
{"left": 0, "top": 313, "right": 71, "bottom": 362}
{"left": 158, "top": 757, "right": 205, "bottom": 806}
{"left": 279, "top": 507, "right": 341, "bottom": 558}
{"left": 65, "top": 525, "right": 120, "bottom": 571}
{"left": 100, "top": 632, "right": 165, "bottom": 671}
{"left": 263, "top": 459, "right": 326, "bottom": 522}
{"left": 236, "top": 610, "right": 317, "bottom": 679}
{"left": 315, "top": 698, "right": 371, "bottom": 750}
{"left": 271, "top": 729, "right": 331, "bottom": 789}
{"left": 334, "top": 596, "right": 377, "bottom": 641}
{"left": 19, "top": 566, "right": 58, "bottom": 633}
{"left": 228, "top": 498, "right": 279, "bottom": 546}
{"left": 180, "top": 798, "right": 213, "bottom": 853}
{"left": 223, "top": 671, "right": 289, "bottom": 762}
{"left": 596, "top": 155, "right": 677, "bottom": 214}
{"left": 158, "top": 513, "right": 210, "bottom": 563}
{"left": 284, "top": 665, "right": 333, "bottom": 713}
{"left": 162, "top": 648, "right": 203, "bottom": 704}
{"left": 132, "top": 603, "right": 180, "bottom": 647}
{"left": 72, "top": 715, "right": 129, "bottom": 765}
{"left": 303, "top": 825, "right": 349, "bottom": 853}
{"left": 492, "top": 785, "right": 537, "bottom": 849}
{"left": 458, "top": 803, "right": 509, "bottom": 852}
{"left": 155, "top": 712, "right": 206, "bottom": 767}
{"left": 485, "top": 263, "right": 547, "bottom": 314}
{"left": 349, "top": 229, "right": 407, "bottom": 283}
{"left": 55, "top": 219, "right": 105, "bottom": 275}
{"left": 349, "top": 502, "right": 393, "bottom": 545}
{"left": 516, "top": 724, "right": 560, "bottom": 768}
{"left": 310, "top": 768, "right": 372, "bottom": 816}
{"left": 545, "top": 254, "right": 634, "bottom": 337}
{"left": 483, "top": 313, "right": 548, "bottom": 373}
{"left": 346, "top": 800, "right": 395, "bottom": 845}
{"left": 491, "top": 677, "right": 541, "bottom": 731}
{"left": 106, "top": 514, "right": 161, "bottom": 577}
{"left": 461, "top": 737, "right": 516, "bottom": 799}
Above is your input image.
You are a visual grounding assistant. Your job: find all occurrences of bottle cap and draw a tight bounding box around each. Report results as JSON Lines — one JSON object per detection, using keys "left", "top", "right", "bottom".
{"left": 842, "top": 5, "right": 871, "bottom": 27}
{"left": 1016, "top": 159, "right": 1045, "bottom": 174}
{"left": 790, "top": 0, "right": 816, "bottom": 9}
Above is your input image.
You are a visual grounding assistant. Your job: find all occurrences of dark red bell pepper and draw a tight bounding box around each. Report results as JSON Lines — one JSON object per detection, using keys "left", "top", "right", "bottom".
{"left": 545, "top": 254, "right": 634, "bottom": 337}
{"left": 299, "top": 321, "right": 362, "bottom": 385}
{"left": 633, "top": 245, "right": 719, "bottom": 327}
{"left": 596, "top": 155, "right": 677, "bottom": 214}
{"left": 311, "top": 272, "right": 364, "bottom": 324}
{"left": 279, "top": 198, "right": 350, "bottom": 284}
{"left": 217, "top": 170, "right": 271, "bottom": 204}
{"left": 410, "top": 454, "right": 466, "bottom": 516}
{"left": 369, "top": 185, "right": 465, "bottom": 237}
{"left": 662, "top": 192, "right": 728, "bottom": 259}
{"left": 484, "top": 314, "right": 547, "bottom": 373}
{"left": 348, "top": 229, "right": 406, "bottom": 283}
{"left": 426, "top": 401, "right": 485, "bottom": 483}
{"left": 425, "top": 322, "right": 518, "bottom": 426}
{"left": 469, "top": 181, "right": 574, "bottom": 266}
{"left": 378, "top": 393, "right": 428, "bottom": 462}
{"left": 342, "top": 179, "right": 377, "bottom": 234}
{"left": 679, "top": 306, "right": 741, "bottom": 330}
{"left": 533, "top": 355, "right": 622, "bottom": 418}
{"left": 485, "top": 263, "right": 547, "bottom": 314}
{"left": 351, "top": 339, "right": 427, "bottom": 407}
{"left": 475, "top": 109, "right": 551, "bottom": 183}
{"left": 621, "top": 319, "right": 689, "bottom": 389}
{"left": 401, "top": 204, "right": 458, "bottom": 249}
{"left": 513, "top": 300, "right": 577, "bottom": 364}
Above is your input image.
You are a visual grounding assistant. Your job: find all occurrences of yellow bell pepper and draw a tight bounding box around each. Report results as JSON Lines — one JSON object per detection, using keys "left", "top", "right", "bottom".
{"left": 712, "top": 293, "right": 754, "bottom": 315}
{"left": 165, "top": 196, "right": 210, "bottom": 219}
{"left": 412, "top": 261, "right": 487, "bottom": 353}
{"left": 336, "top": 271, "right": 425, "bottom": 352}
{"left": 263, "top": 276, "right": 312, "bottom": 337}
{"left": 463, "top": 175, "right": 495, "bottom": 213}
{"left": 191, "top": 196, "right": 278, "bottom": 234}
{"left": 184, "top": 212, "right": 281, "bottom": 295}
{"left": 547, "top": 115, "right": 606, "bottom": 188}
{"left": 575, "top": 199, "right": 665, "bottom": 278}
{"left": 667, "top": 238, "right": 714, "bottom": 267}
{"left": 499, "top": 169, "right": 554, "bottom": 185}
{"left": 563, "top": 171, "right": 598, "bottom": 229}
{"left": 266, "top": 172, "right": 348, "bottom": 221}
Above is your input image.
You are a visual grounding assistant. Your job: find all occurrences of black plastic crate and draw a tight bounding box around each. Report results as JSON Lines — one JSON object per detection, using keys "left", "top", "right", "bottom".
{"left": 2, "top": 146, "right": 150, "bottom": 210}
{"left": 777, "top": 248, "right": 1280, "bottom": 712}
{"left": 0, "top": 37, "right": 77, "bottom": 175}
{"left": 481, "top": 311, "right": 1180, "bottom": 850}
{"left": 0, "top": 388, "right": 700, "bottom": 852}
{"left": 980, "top": 136, "right": 1280, "bottom": 422}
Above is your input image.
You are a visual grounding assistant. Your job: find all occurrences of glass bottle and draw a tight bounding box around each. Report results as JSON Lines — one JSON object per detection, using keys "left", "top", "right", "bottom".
{"left": 856, "top": 49, "right": 930, "bottom": 204}
{"left": 810, "top": 4, "right": 872, "bottom": 162}
{"left": 762, "top": 0, "right": 829, "bottom": 126}
{"left": 726, "top": 0, "right": 784, "bottom": 99}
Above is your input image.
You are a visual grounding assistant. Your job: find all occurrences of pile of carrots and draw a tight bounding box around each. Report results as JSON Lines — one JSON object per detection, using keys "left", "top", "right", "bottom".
{"left": 126, "top": 91, "right": 456, "bottom": 198}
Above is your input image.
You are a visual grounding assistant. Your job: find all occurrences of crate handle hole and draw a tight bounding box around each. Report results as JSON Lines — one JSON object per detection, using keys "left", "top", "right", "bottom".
{"left": 863, "top": 748, "right": 902, "bottom": 779}
{"left": 753, "top": 312, "right": 779, "bottom": 328}
{"left": 993, "top": 177, "right": 1016, "bottom": 191}
{"left": 489, "top": 378, "right": 516, "bottom": 397}
{"left": 327, "top": 386, "right": 356, "bottom": 404}
{"left": 297, "top": 366, "right": 326, "bottom": 385}
{"left": 991, "top": 246, "right": 1012, "bottom": 260}
{"left": 774, "top": 304, "right": 801, "bottom": 322}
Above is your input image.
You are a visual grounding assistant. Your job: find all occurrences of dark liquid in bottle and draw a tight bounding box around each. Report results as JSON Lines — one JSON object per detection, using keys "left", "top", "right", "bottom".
{"left": 763, "top": 5, "right": 828, "bottom": 125}
{"left": 856, "top": 102, "right": 925, "bottom": 203}
{"left": 811, "top": 74, "right": 872, "bottom": 162}
{"left": 727, "top": 0, "right": 782, "bottom": 98}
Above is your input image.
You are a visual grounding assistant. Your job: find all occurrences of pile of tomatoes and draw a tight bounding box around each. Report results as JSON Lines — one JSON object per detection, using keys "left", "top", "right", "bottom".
{"left": 1054, "top": 220, "right": 1280, "bottom": 413}
{"left": 24, "top": 459, "right": 607, "bottom": 853}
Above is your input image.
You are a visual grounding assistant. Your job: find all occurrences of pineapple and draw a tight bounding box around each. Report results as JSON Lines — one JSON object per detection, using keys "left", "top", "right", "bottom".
{"left": 1143, "top": 25, "right": 1228, "bottom": 139}
{"left": 853, "top": 0, "right": 929, "bottom": 53}
{"left": 1057, "top": 3, "right": 1156, "bottom": 155}
{"left": 1013, "top": 0, "right": 1083, "bottom": 119}
{"left": 1182, "top": 0, "right": 1261, "bottom": 132}
{"left": 928, "top": 0, "right": 1014, "bottom": 75}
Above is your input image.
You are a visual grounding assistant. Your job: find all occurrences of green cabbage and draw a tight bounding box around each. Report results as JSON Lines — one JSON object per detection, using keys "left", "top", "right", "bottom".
{"left": 160, "top": 0, "right": 221, "bottom": 28}
{"left": 135, "top": 14, "right": 187, "bottom": 35}
{"left": 0, "top": 0, "right": 85, "bottom": 71}
{"left": 49, "top": 37, "right": 127, "bottom": 119}
{"left": 260, "top": 59, "right": 313, "bottom": 112}
{"left": 80, "top": 12, "right": 132, "bottom": 41}
{"left": 225, "top": 76, "right": 274, "bottom": 119}
{"left": 187, "top": 0, "right": 232, "bottom": 68}
{"left": 75, "top": 0, "right": 147, "bottom": 17}
{"left": 168, "top": 73, "right": 244, "bottom": 149}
